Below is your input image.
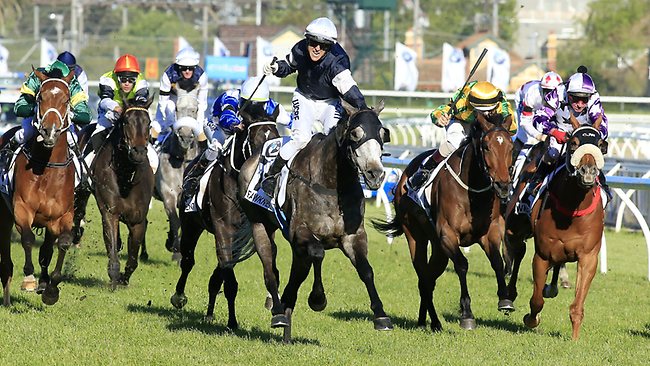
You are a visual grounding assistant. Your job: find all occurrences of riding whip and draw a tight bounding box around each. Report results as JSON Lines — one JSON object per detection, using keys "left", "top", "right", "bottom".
{"left": 237, "top": 56, "right": 278, "bottom": 118}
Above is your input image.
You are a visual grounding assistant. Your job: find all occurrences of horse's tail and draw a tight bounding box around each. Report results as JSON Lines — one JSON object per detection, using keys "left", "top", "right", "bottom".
{"left": 223, "top": 211, "right": 256, "bottom": 266}
{"left": 371, "top": 216, "right": 404, "bottom": 238}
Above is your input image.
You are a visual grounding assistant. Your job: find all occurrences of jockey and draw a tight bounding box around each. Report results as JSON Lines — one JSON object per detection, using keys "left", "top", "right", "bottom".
{"left": 521, "top": 66, "right": 610, "bottom": 212}
{"left": 511, "top": 71, "right": 563, "bottom": 182}
{"left": 7, "top": 59, "right": 90, "bottom": 152}
{"left": 151, "top": 48, "right": 209, "bottom": 149}
{"left": 259, "top": 16, "right": 368, "bottom": 197}
{"left": 57, "top": 51, "right": 89, "bottom": 97}
{"left": 408, "top": 80, "right": 517, "bottom": 190}
{"left": 180, "top": 76, "right": 291, "bottom": 208}
{"left": 87, "top": 54, "right": 150, "bottom": 158}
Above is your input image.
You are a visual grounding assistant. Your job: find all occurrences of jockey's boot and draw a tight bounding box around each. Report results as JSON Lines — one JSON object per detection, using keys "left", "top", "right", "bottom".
{"left": 518, "top": 161, "right": 553, "bottom": 215}
{"left": 180, "top": 153, "right": 211, "bottom": 209}
{"left": 598, "top": 171, "right": 613, "bottom": 203}
{"left": 260, "top": 156, "right": 288, "bottom": 197}
{"left": 90, "top": 129, "right": 110, "bottom": 154}
{"left": 408, "top": 150, "right": 444, "bottom": 190}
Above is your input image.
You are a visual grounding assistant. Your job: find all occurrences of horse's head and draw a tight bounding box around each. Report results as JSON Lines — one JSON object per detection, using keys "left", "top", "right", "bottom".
{"left": 175, "top": 86, "right": 199, "bottom": 120}
{"left": 566, "top": 125, "right": 605, "bottom": 189}
{"left": 173, "top": 124, "right": 195, "bottom": 152}
{"left": 474, "top": 112, "right": 514, "bottom": 199}
{"left": 337, "top": 100, "right": 390, "bottom": 190}
{"left": 119, "top": 96, "right": 154, "bottom": 164}
{"left": 239, "top": 107, "right": 280, "bottom": 152}
{"left": 33, "top": 67, "right": 74, "bottom": 149}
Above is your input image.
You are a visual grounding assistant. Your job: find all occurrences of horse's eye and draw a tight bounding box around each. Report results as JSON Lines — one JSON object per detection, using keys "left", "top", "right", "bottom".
{"left": 349, "top": 126, "right": 364, "bottom": 142}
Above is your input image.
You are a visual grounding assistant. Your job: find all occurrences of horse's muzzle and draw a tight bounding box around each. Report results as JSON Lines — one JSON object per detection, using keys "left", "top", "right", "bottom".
{"left": 493, "top": 181, "right": 511, "bottom": 200}
{"left": 577, "top": 165, "right": 599, "bottom": 189}
{"left": 363, "top": 168, "right": 386, "bottom": 191}
{"left": 129, "top": 146, "right": 149, "bottom": 164}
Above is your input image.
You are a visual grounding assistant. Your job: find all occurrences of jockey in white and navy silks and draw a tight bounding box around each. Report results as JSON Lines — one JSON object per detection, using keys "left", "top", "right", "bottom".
{"left": 57, "top": 51, "right": 89, "bottom": 97}
{"left": 511, "top": 71, "right": 563, "bottom": 183}
{"left": 259, "top": 16, "right": 368, "bottom": 196}
{"left": 180, "top": 76, "right": 291, "bottom": 208}
{"left": 519, "top": 67, "right": 610, "bottom": 213}
{"left": 151, "top": 48, "right": 209, "bottom": 148}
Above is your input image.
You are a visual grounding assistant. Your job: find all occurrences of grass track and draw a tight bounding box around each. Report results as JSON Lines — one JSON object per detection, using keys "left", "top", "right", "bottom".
{"left": 0, "top": 198, "right": 649, "bottom": 365}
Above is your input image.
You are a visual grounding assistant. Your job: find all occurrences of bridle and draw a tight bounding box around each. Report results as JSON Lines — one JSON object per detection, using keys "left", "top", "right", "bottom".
{"left": 34, "top": 78, "right": 71, "bottom": 137}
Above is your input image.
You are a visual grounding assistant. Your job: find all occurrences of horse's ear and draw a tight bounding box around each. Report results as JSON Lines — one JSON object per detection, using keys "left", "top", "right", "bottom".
{"left": 372, "top": 99, "right": 385, "bottom": 115}
{"left": 145, "top": 94, "right": 155, "bottom": 109}
{"left": 341, "top": 99, "right": 358, "bottom": 116}
{"left": 63, "top": 69, "right": 75, "bottom": 84}
{"left": 33, "top": 66, "right": 48, "bottom": 82}
{"left": 569, "top": 112, "right": 580, "bottom": 130}
{"left": 599, "top": 139, "right": 608, "bottom": 155}
{"left": 475, "top": 111, "right": 491, "bottom": 132}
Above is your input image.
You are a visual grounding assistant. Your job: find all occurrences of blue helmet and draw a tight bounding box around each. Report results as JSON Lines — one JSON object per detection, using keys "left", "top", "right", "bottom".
{"left": 57, "top": 51, "right": 77, "bottom": 67}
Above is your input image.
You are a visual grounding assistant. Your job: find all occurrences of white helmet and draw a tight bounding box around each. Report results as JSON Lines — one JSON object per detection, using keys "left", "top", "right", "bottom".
{"left": 304, "top": 17, "right": 338, "bottom": 45}
{"left": 175, "top": 48, "right": 200, "bottom": 67}
{"left": 240, "top": 76, "right": 269, "bottom": 102}
{"left": 540, "top": 71, "right": 562, "bottom": 90}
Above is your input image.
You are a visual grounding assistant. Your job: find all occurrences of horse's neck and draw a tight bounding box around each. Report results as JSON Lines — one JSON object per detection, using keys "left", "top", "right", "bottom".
{"left": 306, "top": 133, "right": 355, "bottom": 188}
{"left": 29, "top": 131, "right": 70, "bottom": 162}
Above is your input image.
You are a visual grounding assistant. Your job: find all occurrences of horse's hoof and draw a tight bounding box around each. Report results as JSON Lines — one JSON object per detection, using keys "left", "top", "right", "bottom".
{"left": 171, "top": 252, "right": 182, "bottom": 263}
{"left": 282, "top": 308, "right": 293, "bottom": 344}
{"left": 203, "top": 314, "right": 214, "bottom": 323}
{"left": 139, "top": 251, "right": 149, "bottom": 262}
{"left": 20, "top": 275, "right": 37, "bottom": 292}
{"left": 543, "top": 284, "right": 559, "bottom": 298}
{"left": 523, "top": 313, "right": 540, "bottom": 328}
{"left": 227, "top": 319, "right": 239, "bottom": 331}
{"left": 498, "top": 299, "right": 515, "bottom": 313}
{"left": 431, "top": 321, "right": 443, "bottom": 333}
{"left": 170, "top": 293, "right": 188, "bottom": 309}
{"left": 459, "top": 318, "right": 476, "bottom": 330}
{"left": 308, "top": 291, "right": 327, "bottom": 312}
{"left": 41, "top": 286, "right": 59, "bottom": 306}
{"left": 36, "top": 281, "right": 48, "bottom": 295}
{"left": 117, "top": 274, "right": 129, "bottom": 286}
{"left": 561, "top": 280, "right": 571, "bottom": 289}
{"left": 374, "top": 316, "right": 393, "bottom": 331}
{"left": 271, "top": 313, "right": 289, "bottom": 328}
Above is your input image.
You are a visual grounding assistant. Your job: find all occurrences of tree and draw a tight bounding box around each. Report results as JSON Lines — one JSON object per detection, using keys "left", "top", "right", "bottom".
{"left": 557, "top": 0, "right": 650, "bottom": 95}
{"left": 0, "top": 0, "right": 22, "bottom": 36}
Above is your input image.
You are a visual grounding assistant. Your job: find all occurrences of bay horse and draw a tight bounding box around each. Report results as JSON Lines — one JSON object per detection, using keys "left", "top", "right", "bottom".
{"left": 73, "top": 96, "right": 155, "bottom": 289}
{"left": 505, "top": 116, "right": 607, "bottom": 340}
{"left": 373, "top": 112, "right": 514, "bottom": 331}
{"left": 0, "top": 68, "right": 76, "bottom": 305}
{"left": 235, "top": 101, "right": 393, "bottom": 342}
{"left": 151, "top": 86, "right": 200, "bottom": 259}
{"left": 170, "top": 108, "right": 280, "bottom": 330}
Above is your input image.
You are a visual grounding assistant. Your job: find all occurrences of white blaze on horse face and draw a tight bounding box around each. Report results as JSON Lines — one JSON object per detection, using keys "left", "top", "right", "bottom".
{"left": 496, "top": 136, "right": 504, "bottom": 145}
{"left": 50, "top": 86, "right": 62, "bottom": 95}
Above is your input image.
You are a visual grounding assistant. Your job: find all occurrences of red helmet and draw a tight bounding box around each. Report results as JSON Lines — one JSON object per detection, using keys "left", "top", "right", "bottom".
{"left": 114, "top": 54, "right": 140, "bottom": 74}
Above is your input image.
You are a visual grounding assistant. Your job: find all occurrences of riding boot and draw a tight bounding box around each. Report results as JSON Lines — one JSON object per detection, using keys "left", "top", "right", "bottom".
{"left": 90, "top": 129, "right": 110, "bottom": 154}
{"left": 198, "top": 139, "right": 209, "bottom": 154}
{"left": 408, "top": 150, "right": 444, "bottom": 190}
{"left": 260, "top": 156, "right": 288, "bottom": 197}
{"left": 598, "top": 171, "right": 613, "bottom": 202}
{"left": 181, "top": 153, "right": 212, "bottom": 208}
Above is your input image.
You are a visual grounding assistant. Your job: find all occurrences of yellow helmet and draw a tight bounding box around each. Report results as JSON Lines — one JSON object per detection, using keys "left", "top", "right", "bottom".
{"left": 469, "top": 81, "right": 501, "bottom": 111}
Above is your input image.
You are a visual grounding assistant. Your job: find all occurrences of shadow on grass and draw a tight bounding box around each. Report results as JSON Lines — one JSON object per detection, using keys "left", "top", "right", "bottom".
{"left": 63, "top": 274, "right": 106, "bottom": 289}
{"left": 329, "top": 308, "right": 421, "bottom": 330}
{"left": 1, "top": 293, "right": 46, "bottom": 313}
{"left": 629, "top": 323, "right": 650, "bottom": 338}
{"left": 81, "top": 250, "right": 174, "bottom": 267}
{"left": 125, "top": 303, "right": 320, "bottom": 345}
{"left": 441, "top": 311, "right": 547, "bottom": 335}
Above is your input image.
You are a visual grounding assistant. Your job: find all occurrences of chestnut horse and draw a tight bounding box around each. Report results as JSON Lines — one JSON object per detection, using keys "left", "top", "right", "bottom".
{"left": 373, "top": 113, "right": 514, "bottom": 331}
{"left": 505, "top": 116, "right": 607, "bottom": 340}
{"left": 0, "top": 69, "right": 76, "bottom": 305}
{"left": 170, "top": 110, "right": 279, "bottom": 330}
{"left": 73, "top": 97, "right": 155, "bottom": 289}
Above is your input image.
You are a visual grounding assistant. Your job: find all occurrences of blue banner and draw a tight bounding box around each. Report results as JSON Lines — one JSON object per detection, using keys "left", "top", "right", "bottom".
{"left": 205, "top": 56, "right": 249, "bottom": 82}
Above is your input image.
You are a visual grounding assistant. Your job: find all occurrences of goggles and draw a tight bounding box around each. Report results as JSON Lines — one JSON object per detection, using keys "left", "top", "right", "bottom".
{"left": 307, "top": 39, "right": 331, "bottom": 51}
{"left": 118, "top": 75, "right": 137, "bottom": 84}
{"left": 178, "top": 66, "right": 195, "bottom": 72}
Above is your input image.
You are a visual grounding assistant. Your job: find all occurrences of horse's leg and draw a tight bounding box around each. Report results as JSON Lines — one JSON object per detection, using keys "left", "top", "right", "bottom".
{"left": 427, "top": 243, "right": 449, "bottom": 332}
{"left": 139, "top": 225, "right": 148, "bottom": 262}
{"left": 341, "top": 234, "right": 393, "bottom": 331}
{"left": 524, "top": 253, "right": 551, "bottom": 330}
{"left": 42, "top": 229, "right": 73, "bottom": 305}
{"left": 101, "top": 212, "right": 121, "bottom": 289}
{"left": 480, "top": 231, "right": 514, "bottom": 313}
{"left": 170, "top": 217, "right": 203, "bottom": 309}
{"left": 504, "top": 231, "right": 527, "bottom": 304}
{"left": 569, "top": 251, "right": 598, "bottom": 340}
{"left": 559, "top": 263, "right": 571, "bottom": 289}
{"left": 205, "top": 265, "right": 224, "bottom": 321}
{"left": 15, "top": 217, "right": 37, "bottom": 292}
{"left": 36, "top": 231, "right": 55, "bottom": 294}
{"left": 543, "top": 265, "right": 561, "bottom": 298}
{"left": 447, "top": 246, "right": 475, "bottom": 330}
{"left": 251, "top": 223, "right": 285, "bottom": 327}
{"left": 72, "top": 185, "right": 92, "bottom": 246}
{"left": 405, "top": 225, "right": 434, "bottom": 329}
{"left": 222, "top": 267, "right": 239, "bottom": 330}
{"left": 308, "top": 248, "right": 327, "bottom": 312}
{"left": 0, "top": 206, "right": 14, "bottom": 306}
{"left": 121, "top": 221, "right": 147, "bottom": 285}
{"left": 162, "top": 194, "right": 180, "bottom": 254}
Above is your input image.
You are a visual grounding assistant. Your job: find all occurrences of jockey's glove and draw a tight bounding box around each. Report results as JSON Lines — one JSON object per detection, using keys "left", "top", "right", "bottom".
{"left": 263, "top": 62, "right": 278, "bottom": 76}
{"left": 549, "top": 129, "right": 568, "bottom": 143}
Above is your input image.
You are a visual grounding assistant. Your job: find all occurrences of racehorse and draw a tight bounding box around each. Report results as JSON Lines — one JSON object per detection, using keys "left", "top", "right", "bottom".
{"left": 150, "top": 87, "right": 200, "bottom": 259}
{"left": 505, "top": 115, "right": 607, "bottom": 340}
{"left": 73, "top": 96, "right": 155, "bottom": 288}
{"left": 373, "top": 112, "right": 514, "bottom": 331}
{"left": 235, "top": 101, "right": 393, "bottom": 342}
{"left": 170, "top": 108, "right": 280, "bottom": 330}
{"left": 0, "top": 68, "right": 76, "bottom": 305}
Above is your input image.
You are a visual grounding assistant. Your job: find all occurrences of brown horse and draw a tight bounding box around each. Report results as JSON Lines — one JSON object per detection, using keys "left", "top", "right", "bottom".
{"left": 505, "top": 116, "right": 607, "bottom": 340}
{"left": 0, "top": 68, "right": 76, "bottom": 305}
{"left": 73, "top": 97, "right": 155, "bottom": 289}
{"left": 373, "top": 113, "right": 514, "bottom": 331}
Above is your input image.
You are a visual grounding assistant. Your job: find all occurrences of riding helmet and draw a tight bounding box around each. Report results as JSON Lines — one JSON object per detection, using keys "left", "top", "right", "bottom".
{"left": 468, "top": 81, "right": 502, "bottom": 111}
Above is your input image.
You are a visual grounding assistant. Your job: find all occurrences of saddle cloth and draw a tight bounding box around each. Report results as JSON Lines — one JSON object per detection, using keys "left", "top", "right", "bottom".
{"left": 405, "top": 153, "right": 452, "bottom": 212}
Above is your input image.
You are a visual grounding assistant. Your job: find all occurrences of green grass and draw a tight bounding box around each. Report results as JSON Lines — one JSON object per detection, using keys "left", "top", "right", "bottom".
{"left": 1, "top": 199, "right": 649, "bottom": 365}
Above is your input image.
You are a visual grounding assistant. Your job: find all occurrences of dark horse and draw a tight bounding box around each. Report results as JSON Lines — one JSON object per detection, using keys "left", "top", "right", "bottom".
{"left": 235, "top": 101, "right": 393, "bottom": 342}
{"left": 505, "top": 115, "right": 607, "bottom": 340}
{"left": 73, "top": 97, "right": 155, "bottom": 288}
{"left": 373, "top": 112, "right": 514, "bottom": 331}
{"left": 151, "top": 87, "right": 200, "bottom": 259}
{"left": 170, "top": 111, "right": 279, "bottom": 330}
{"left": 0, "top": 68, "right": 76, "bottom": 305}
